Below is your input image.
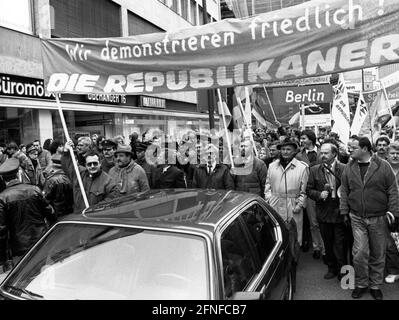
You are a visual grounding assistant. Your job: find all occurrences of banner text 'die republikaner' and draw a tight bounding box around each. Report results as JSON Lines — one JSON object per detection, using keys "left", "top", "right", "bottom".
{"left": 41, "top": 0, "right": 399, "bottom": 95}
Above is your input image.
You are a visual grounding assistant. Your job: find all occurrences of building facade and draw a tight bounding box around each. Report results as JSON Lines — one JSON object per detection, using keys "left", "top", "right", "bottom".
{"left": 0, "top": 0, "right": 220, "bottom": 145}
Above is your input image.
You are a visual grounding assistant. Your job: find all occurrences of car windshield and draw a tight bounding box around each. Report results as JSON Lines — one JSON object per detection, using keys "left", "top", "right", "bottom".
{"left": 1, "top": 223, "right": 210, "bottom": 300}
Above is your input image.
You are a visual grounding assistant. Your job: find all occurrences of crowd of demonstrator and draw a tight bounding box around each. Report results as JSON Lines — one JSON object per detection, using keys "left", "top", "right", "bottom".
{"left": 0, "top": 125, "right": 399, "bottom": 299}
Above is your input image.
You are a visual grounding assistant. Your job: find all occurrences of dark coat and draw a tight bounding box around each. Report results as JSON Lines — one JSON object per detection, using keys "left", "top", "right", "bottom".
{"left": 61, "top": 152, "right": 120, "bottom": 213}
{"left": 152, "top": 165, "right": 186, "bottom": 189}
{"left": 136, "top": 158, "right": 156, "bottom": 188}
{"left": 101, "top": 158, "right": 115, "bottom": 173}
{"left": 296, "top": 148, "right": 322, "bottom": 167}
{"left": 306, "top": 161, "right": 345, "bottom": 223}
{"left": 42, "top": 164, "right": 74, "bottom": 218}
{"left": 0, "top": 180, "right": 52, "bottom": 261}
{"left": 340, "top": 155, "right": 399, "bottom": 218}
{"left": 233, "top": 157, "right": 267, "bottom": 197}
{"left": 192, "top": 164, "right": 235, "bottom": 190}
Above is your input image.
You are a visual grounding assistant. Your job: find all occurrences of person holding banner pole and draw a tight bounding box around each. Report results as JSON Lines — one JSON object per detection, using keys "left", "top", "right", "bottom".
{"left": 55, "top": 96, "right": 90, "bottom": 210}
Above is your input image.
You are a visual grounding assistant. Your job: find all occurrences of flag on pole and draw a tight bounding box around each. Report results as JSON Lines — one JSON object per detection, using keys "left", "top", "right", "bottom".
{"left": 359, "top": 88, "right": 392, "bottom": 141}
{"left": 217, "top": 100, "right": 232, "bottom": 128}
{"left": 331, "top": 73, "right": 351, "bottom": 145}
{"left": 350, "top": 92, "right": 368, "bottom": 136}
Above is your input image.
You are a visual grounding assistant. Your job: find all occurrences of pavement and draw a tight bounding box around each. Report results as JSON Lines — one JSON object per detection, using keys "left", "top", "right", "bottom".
{"left": 294, "top": 250, "right": 399, "bottom": 300}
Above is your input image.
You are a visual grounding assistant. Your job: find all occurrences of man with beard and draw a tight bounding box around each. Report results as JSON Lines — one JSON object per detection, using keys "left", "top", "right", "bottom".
{"left": 233, "top": 139, "right": 267, "bottom": 197}
{"left": 306, "top": 142, "right": 347, "bottom": 280}
{"left": 384, "top": 141, "right": 399, "bottom": 284}
{"left": 62, "top": 140, "right": 119, "bottom": 213}
{"left": 108, "top": 145, "right": 149, "bottom": 196}
{"left": 375, "top": 136, "right": 390, "bottom": 160}
{"left": 33, "top": 140, "right": 52, "bottom": 170}
{"left": 341, "top": 136, "right": 399, "bottom": 300}
{"left": 264, "top": 137, "right": 309, "bottom": 245}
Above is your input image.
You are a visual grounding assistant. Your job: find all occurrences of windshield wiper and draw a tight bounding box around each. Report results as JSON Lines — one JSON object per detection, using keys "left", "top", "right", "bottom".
{"left": 3, "top": 285, "right": 44, "bottom": 300}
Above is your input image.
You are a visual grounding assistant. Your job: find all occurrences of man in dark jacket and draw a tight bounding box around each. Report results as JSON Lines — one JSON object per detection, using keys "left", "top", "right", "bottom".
{"left": 341, "top": 136, "right": 399, "bottom": 300}
{"left": 62, "top": 140, "right": 119, "bottom": 213}
{"left": 33, "top": 139, "right": 52, "bottom": 170}
{"left": 0, "top": 158, "right": 54, "bottom": 268}
{"left": 152, "top": 148, "right": 186, "bottom": 189}
{"left": 233, "top": 140, "right": 267, "bottom": 197}
{"left": 192, "top": 144, "right": 234, "bottom": 190}
{"left": 43, "top": 154, "right": 73, "bottom": 220}
{"left": 307, "top": 142, "right": 347, "bottom": 280}
{"left": 297, "top": 130, "right": 325, "bottom": 259}
{"left": 136, "top": 141, "right": 156, "bottom": 188}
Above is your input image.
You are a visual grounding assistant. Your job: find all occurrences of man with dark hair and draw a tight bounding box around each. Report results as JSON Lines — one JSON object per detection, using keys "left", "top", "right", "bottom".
{"left": 62, "top": 140, "right": 119, "bottom": 213}
{"left": 0, "top": 143, "right": 7, "bottom": 166}
{"left": 108, "top": 144, "right": 149, "bottom": 195}
{"left": 341, "top": 136, "right": 399, "bottom": 300}
{"left": 136, "top": 141, "right": 156, "bottom": 187}
{"left": 375, "top": 136, "right": 390, "bottom": 160}
{"left": 298, "top": 130, "right": 325, "bottom": 259}
{"left": 153, "top": 148, "right": 187, "bottom": 189}
{"left": 263, "top": 141, "right": 280, "bottom": 169}
{"left": 33, "top": 139, "right": 52, "bottom": 169}
{"left": 307, "top": 142, "right": 347, "bottom": 280}
{"left": 49, "top": 139, "right": 64, "bottom": 156}
{"left": 0, "top": 158, "right": 54, "bottom": 268}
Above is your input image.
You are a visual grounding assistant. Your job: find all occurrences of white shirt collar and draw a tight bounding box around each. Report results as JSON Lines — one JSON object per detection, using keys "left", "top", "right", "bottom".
{"left": 305, "top": 146, "right": 318, "bottom": 153}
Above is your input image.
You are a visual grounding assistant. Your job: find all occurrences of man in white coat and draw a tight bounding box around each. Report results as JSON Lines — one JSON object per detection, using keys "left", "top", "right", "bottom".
{"left": 265, "top": 137, "right": 309, "bottom": 245}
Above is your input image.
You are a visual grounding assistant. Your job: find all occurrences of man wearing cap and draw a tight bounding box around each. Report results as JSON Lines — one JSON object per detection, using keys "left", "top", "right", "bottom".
{"left": 43, "top": 154, "right": 73, "bottom": 220}
{"left": 100, "top": 139, "right": 118, "bottom": 173}
{"left": 6, "top": 142, "right": 35, "bottom": 185}
{"left": 265, "top": 137, "right": 309, "bottom": 245}
{"left": 62, "top": 140, "right": 119, "bottom": 213}
{"left": 108, "top": 144, "right": 150, "bottom": 195}
{"left": 135, "top": 141, "right": 155, "bottom": 188}
{"left": 0, "top": 158, "right": 54, "bottom": 268}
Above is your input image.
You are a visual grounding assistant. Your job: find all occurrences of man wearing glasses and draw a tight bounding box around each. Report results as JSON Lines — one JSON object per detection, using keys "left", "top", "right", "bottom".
{"left": 62, "top": 140, "right": 119, "bottom": 213}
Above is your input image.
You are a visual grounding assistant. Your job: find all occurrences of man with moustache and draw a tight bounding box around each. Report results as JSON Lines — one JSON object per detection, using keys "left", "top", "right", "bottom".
{"left": 306, "top": 142, "right": 347, "bottom": 280}
{"left": 62, "top": 140, "right": 119, "bottom": 213}
{"left": 108, "top": 145, "right": 150, "bottom": 196}
{"left": 375, "top": 136, "right": 390, "bottom": 160}
{"left": 100, "top": 139, "right": 118, "bottom": 173}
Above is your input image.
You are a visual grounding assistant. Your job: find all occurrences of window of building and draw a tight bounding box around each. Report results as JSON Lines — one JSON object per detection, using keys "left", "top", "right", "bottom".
{"left": 0, "top": 0, "right": 33, "bottom": 34}
{"left": 128, "top": 11, "right": 164, "bottom": 36}
{"left": 181, "top": 0, "right": 189, "bottom": 21}
{"left": 50, "top": 0, "right": 121, "bottom": 38}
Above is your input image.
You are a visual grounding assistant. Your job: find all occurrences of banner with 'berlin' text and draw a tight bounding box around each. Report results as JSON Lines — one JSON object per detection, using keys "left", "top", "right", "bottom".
{"left": 41, "top": 0, "right": 399, "bottom": 95}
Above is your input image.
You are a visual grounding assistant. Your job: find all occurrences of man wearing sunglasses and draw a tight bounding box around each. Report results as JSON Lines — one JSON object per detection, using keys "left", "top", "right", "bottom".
{"left": 62, "top": 140, "right": 119, "bottom": 213}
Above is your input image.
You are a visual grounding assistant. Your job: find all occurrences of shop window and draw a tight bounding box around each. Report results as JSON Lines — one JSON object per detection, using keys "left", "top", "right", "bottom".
{"left": 0, "top": 0, "right": 33, "bottom": 34}
{"left": 50, "top": 0, "right": 121, "bottom": 38}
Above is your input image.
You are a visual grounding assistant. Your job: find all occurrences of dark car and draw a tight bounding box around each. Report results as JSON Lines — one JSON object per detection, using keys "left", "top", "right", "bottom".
{"left": 0, "top": 189, "right": 296, "bottom": 300}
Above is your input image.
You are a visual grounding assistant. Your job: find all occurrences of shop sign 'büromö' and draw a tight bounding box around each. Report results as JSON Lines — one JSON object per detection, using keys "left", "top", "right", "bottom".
{"left": 40, "top": 0, "right": 399, "bottom": 95}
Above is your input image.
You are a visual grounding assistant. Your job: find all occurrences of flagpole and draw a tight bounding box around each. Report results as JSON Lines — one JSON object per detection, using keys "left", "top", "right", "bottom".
{"left": 380, "top": 80, "right": 397, "bottom": 142}
{"left": 262, "top": 84, "right": 278, "bottom": 123}
{"left": 55, "top": 95, "right": 90, "bottom": 210}
{"left": 217, "top": 89, "right": 235, "bottom": 168}
{"left": 235, "top": 93, "right": 259, "bottom": 157}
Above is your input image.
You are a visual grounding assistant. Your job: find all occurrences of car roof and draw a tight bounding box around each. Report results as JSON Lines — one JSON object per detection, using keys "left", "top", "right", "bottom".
{"left": 61, "top": 189, "right": 258, "bottom": 233}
